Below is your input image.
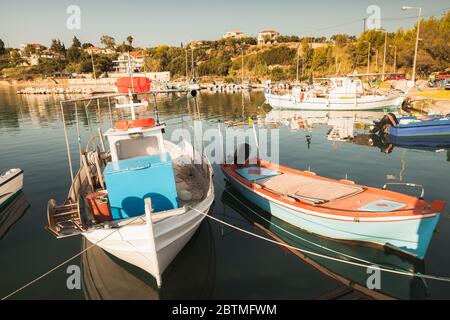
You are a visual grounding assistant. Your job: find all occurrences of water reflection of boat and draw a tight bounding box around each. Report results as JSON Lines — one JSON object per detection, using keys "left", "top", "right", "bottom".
{"left": 81, "top": 220, "right": 216, "bottom": 299}
{"left": 0, "top": 191, "right": 30, "bottom": 240}
{"left": 221, "top": 187, "right": 428, "bottom": 300}
{"left": 264, "top": 109, "right": 386, "bottom": 141}
{"left": 358, "top": 133, "right": 450, "bottom": 154}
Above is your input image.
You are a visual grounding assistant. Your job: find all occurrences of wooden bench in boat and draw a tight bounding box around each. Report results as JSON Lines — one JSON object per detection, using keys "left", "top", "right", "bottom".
{"left": 257, "top": 172, "right": 363, "bottom": 204}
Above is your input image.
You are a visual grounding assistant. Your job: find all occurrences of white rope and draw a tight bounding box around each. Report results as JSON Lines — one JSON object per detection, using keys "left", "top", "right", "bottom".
{"left": 1, "top": 217, "right": 141, "bottom": 300}
{"left": 187, "top": 193, "right": 450, "bottom": 283}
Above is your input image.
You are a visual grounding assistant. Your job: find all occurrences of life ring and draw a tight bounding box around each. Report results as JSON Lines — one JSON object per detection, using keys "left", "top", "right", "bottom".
{"left": 300, "top": 92, "right": 305, "bottom": 102}
{"left": 115, "top": 118, "right": 156, "bottom": 130}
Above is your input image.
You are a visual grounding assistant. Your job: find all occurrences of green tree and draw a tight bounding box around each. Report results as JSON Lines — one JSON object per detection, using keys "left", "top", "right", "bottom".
{"left": 0, "top": 39, "right": 5, "bottom": 55}
{"left": 126, "top": 36, "right": 134, "bottom": 47}
{"left": 71, "top": 36, "right": 81, "bottom": 48}
{"left": 100, "top": 35, "right": 116, "bottom": 49}
{"left": 50, "top": 39, "right": 66, "bottom": 54}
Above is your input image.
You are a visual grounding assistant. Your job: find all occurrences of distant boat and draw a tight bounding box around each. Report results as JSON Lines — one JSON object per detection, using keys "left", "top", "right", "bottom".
{"left": 221, "top": 187, "right": 428, "bottom": 300}
{"left": 0, "top": 169, "right": 24, "bottom": 209}
{"left": 265, "top": 77, "right": 404, "bottom": 111}
{"left": 372, "top": 113, "right": 450, "bottom": 138}
{"left": 221, "top": 155, "right": 444, "bottom": 259}
{"left": 0, "top": 191, "right": 30, "bottom": 240}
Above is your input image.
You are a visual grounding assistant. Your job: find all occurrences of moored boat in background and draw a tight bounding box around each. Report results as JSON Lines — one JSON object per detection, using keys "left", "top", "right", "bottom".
{"left": 265, "top": 77, "right": 405, "bottom": 111}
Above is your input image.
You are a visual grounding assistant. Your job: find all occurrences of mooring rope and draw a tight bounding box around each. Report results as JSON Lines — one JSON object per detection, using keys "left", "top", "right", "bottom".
{"left": 3, "top": 178, "right": 450, "bottom": 300}
{"left": 188, "top": 201, "right": 450, "bottom": 283}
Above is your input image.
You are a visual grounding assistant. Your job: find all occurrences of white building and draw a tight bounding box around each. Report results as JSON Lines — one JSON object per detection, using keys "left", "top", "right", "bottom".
{"left": 114, "top": 51, "right": 146, "bottom": 73}
{"left": 257, "top": 30, "right": 279, "bottom": 45}
{"left": 223, "top": 30, "right": 245, "bottom": 39}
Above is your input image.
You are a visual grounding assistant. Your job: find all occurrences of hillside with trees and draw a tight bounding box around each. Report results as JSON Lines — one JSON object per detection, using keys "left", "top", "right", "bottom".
{"left": 0, "top": 11, "right": 448, "bottom": 82}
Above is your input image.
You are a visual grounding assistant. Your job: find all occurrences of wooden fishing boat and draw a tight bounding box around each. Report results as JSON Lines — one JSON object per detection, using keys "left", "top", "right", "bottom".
{"left": 0, "top": 169, "right": 24, "bottom": 209}
{"left": 221, "top": 159, "right": 444, "bottom": 259}
{"left": 221, "top": 188, "right": 428, "bottom": 300}
{"left": 46, "top": 92, "right": 214, "bottom": 288}
{"left": 373, "top": 113, "right": 450, "bottom": 138}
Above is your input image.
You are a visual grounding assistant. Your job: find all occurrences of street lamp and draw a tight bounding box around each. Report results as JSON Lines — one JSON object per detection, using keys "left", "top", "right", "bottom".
{"left": 375, "top": 28, "right": 388, "bottom": 81}
{"left": 363, "top": 40, "right": 371, "bottom": 75}
{"left": 389, "top": 44, "right": 397, "bottom": 73}
{"left": 401, "top": 5, "right": 422, "bottom": 83}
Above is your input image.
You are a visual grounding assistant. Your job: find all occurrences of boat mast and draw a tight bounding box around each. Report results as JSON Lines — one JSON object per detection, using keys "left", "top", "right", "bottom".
{"left": 191, "top": 47, "right": 195, "bottom": 80}
{"left": 241, "top": 48, "right": 244, "bottom": 85}
{"left": 185, "top": 48, "right": 189, "bottom": 84}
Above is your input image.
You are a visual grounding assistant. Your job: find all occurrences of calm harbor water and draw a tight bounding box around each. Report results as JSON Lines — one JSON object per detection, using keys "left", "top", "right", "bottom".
{"left": 1, "top": 86, "right": 449, "bottom": 299}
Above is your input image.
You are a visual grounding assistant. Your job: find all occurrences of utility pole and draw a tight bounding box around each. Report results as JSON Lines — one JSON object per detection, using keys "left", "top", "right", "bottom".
{"left": 296, "top": 44, "right": 300, "bottom": 82}
{"left": 401, "top": 6, "right": 422, "bottom": 83}
{"left": 90, "top": 51, "right": 96, "bottom": 80}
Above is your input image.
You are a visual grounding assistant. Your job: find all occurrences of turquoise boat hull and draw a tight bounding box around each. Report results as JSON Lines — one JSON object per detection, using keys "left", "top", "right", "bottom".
{"left": 223, "top": 172, "right": 440, "bottom": 259}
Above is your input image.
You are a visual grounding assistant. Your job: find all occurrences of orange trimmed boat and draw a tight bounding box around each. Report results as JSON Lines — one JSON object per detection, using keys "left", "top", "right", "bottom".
{"left": 221, "top": 160, "right": 445, "bottom": 259}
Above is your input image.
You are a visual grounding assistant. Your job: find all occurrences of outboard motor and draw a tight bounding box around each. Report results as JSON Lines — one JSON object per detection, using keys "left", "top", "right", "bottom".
{"left": 234, "top": 143, "right": 251, "bottom": 166}
{"left": 371, "top": 113, "right": 398, "bottom": 135}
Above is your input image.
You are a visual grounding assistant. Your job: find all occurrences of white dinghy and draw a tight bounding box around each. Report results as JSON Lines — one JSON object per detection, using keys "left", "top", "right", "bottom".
{"left": 0, "top": 169, "right": 24, "bottom": 208}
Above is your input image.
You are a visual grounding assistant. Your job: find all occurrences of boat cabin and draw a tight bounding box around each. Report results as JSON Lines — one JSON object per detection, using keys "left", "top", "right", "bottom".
{"left": 102, "top": 121, "right": 179, "bottom": 220}
{"left": 328, "top": 77, "right": 363, "bottom": 98}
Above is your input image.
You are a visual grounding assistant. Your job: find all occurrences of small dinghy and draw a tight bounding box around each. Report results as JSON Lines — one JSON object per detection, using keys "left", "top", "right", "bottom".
{"left": 221, "top": 157, "right": 445, "bottom": 259}
{"left": 47, "top": 92, "right": 214, "bottom": 287}
{"left": 0, "top": 169, "right": 24, "bottom": 209}
{"left": 373, "top": 113, "right": 450, "bottom": 137}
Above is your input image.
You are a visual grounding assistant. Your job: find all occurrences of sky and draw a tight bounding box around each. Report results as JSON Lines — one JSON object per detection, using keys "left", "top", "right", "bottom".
{"left": 0, "top": 0, "right": 448, "bottom": 48}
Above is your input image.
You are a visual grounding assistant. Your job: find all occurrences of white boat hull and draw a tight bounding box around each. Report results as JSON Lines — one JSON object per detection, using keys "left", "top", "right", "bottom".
{"left": 83, "top": 141, "right": 214, "bottom": 287}
{"left": 265, "top": 92, "right": 404, "bottom": 111}
{"left": 0, "top": 169, "right": 24, "bottom": 208}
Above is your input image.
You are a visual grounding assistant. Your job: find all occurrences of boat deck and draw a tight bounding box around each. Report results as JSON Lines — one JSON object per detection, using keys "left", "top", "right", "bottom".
{"left": 225, "top": 162, "right": 441, "bottom": 219}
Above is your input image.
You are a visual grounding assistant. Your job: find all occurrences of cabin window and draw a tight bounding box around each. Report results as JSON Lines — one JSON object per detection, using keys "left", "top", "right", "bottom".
{"left": 335, "top": 80, "right": 343, "bottom": 87}
{"left": 116, "top": 135, "right": 160, "bottom": 160}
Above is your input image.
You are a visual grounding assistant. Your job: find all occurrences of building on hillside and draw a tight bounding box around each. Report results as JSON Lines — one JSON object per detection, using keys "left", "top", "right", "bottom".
{"left": 114, "top": 51, "right": 146, "bottom": 73}
{"left": 223, "top": 30, "right": 245, "bottom": 39}
{"left": 83, "top": 46, "right": 103, "bottom": 55}
{"left": 19, "top": 43, "right": 47, "bottom": 56}
{"left": 257, "top": 30, "right": 279, "bottom": 45}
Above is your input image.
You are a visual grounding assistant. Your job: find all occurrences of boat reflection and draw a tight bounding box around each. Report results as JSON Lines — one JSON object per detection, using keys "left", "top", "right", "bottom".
{"left": 264, "top": 109, "right": 384, "bottom": 141}
{"left": 221, "top": 186, "right": 428, "bottom": 300}
{"left": 0, "top": 191, "right": 30, "bottom": 240}
{"left": 367, "top": 133, "right": 450, "bottom": 154}
{"left": 81, "top": 219, "right": 216, "bottom": 299}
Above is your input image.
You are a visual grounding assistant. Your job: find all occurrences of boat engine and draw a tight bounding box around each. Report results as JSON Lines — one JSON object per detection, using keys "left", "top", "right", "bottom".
{"left": 371, "top": 113, "right": 398, "bottom": 135}
{"left": 234, "top": 143, "right": 251, "bottom": 166}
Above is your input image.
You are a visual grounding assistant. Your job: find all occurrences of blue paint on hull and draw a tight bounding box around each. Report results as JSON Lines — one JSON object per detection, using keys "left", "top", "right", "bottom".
{"left": 390, "top": 117, "right": 450, "bottom": 137}
{"left": 224, "top": 173, "right": 440, "bottom": 259}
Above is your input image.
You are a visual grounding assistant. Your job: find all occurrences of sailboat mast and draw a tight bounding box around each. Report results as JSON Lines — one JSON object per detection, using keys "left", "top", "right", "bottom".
{"left": 241, "top": 48, "right": 244, "bottom": 85}
{"left": 185, "top": 48, "right": 189, "bottom": 83}
{"left": 191, "top": 47, "right": 195, "bottom": 80}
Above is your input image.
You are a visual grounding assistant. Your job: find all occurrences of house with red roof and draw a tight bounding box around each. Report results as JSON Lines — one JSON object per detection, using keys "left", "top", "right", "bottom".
{"left": 257, "top": 30, "right": 279, "bottom": 45}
